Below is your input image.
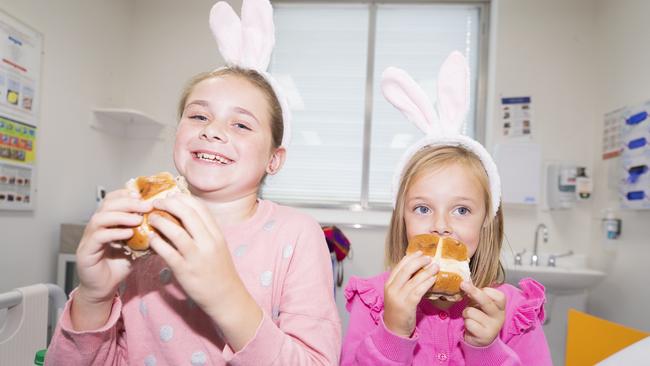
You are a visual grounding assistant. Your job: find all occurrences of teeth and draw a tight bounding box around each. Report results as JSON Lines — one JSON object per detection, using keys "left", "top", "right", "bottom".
{"left": 196, "top": 152, "right": 232, "bottom": 164}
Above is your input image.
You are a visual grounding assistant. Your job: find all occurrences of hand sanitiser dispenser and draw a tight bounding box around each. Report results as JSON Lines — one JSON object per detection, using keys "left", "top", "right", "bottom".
{"left": 544, "top": 163, "right": 578, "bottom": 209}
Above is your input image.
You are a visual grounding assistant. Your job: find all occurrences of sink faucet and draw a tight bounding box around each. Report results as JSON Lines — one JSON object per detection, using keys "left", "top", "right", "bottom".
{"left": 547, "top": 250, "right": 574, "bottom": 267}
{"left": 514, "top": 249, "right": 526, "bottom": 266}
{"left": 531, "top": 223, "right": 548, "bottom": 266}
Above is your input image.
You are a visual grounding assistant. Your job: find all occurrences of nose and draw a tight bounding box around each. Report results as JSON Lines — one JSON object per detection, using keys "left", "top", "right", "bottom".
{"left": 429, "top": 213, "right": 452, "bottom": 236}
{"left": 200, "top": 120, "right": 228, "bottom": 143}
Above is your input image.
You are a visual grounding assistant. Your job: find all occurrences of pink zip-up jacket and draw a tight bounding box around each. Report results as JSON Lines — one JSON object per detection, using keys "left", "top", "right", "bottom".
{"left": 341, "top": 272, "right": 551, "bottom": 365}
{"left": 46, "top": 200, "right": 341, "bottom": 366}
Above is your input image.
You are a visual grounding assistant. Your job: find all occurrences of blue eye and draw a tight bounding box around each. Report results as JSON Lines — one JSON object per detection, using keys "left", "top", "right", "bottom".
{"left": 454, "top": 207, "right": 471, "bottom": 216}
{"left": 414, "top": 205, "right": 431, "bottom": 215}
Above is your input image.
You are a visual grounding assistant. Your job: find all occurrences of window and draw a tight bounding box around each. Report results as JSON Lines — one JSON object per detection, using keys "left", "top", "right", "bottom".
{"left": 263, "top": 2, "right": 487, "bottom": 208}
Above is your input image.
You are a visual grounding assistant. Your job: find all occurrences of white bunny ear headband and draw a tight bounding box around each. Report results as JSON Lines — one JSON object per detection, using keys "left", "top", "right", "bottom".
{"left": 382, "top": 51, "right": 501, "bottom": 216}
{"left": 209, "top": 0, "right": 291, "bottom": 147}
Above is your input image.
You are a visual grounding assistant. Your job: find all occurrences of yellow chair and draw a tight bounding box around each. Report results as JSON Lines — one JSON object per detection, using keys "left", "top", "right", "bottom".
{"left": 565, "top": 309, "right": 650, "bottom": 366}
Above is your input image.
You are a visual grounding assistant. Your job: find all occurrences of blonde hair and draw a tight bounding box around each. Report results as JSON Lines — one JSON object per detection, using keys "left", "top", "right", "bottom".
{"left": 385, "top": 145, "right": 505, "bottom": 288}
{"left": 177, "top": 66, "right": 284, "bottom": 148}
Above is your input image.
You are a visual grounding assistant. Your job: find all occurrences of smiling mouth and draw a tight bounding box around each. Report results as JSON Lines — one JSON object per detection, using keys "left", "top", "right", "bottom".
{"left": 192, "top": 152, "right": 234, "bottom": 165}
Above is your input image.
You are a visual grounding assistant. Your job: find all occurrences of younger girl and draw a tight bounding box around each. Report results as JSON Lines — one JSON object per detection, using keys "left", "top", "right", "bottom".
{"left": 46, "top": 1, "right": 340, "bottom": 365}
{"left": 341, "top": 52, "right": 551, "bottom": 365}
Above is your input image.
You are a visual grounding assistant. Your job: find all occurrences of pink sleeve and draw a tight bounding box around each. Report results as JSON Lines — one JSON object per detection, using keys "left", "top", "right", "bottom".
{"left": 229, "top": 218, "right": 341, "bottom": 366}
{"left": 340, "top": 276, "right": 418, "bottom": 365}
{"left": 461, "top": 278, "right": 552, "bottom": 366}
{"left": 44, "top": 289, "right": 128, "bottom": 366}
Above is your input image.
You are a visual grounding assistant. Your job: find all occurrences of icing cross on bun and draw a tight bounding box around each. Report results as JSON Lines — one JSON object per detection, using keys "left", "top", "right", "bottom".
{"left": 122, "top": 172, "right": 189, "bottom": 259}
{"left": 406, "top": 234, "right": 471, "bottom": 302}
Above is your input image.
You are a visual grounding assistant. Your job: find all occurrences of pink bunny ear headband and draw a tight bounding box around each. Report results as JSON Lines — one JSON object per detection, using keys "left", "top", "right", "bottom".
{"left": 209, "top": 0, "right": 292, "bottom": 147}
{"left": 382, "top": 51, "right": 501, "bottom": 216}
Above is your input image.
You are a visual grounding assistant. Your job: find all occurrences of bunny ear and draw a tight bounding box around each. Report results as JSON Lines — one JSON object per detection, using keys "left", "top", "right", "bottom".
{"left": 436, "top": 51, "right": 469, "bottom": 134}
{"left": 381, "top": 67, "right": 436, "bottom": 135}
{"left": 210, "top": 2, "right": 243, "bottom": 66}
{"left": 241, "top": 0, "right": 275, "bottom": 70}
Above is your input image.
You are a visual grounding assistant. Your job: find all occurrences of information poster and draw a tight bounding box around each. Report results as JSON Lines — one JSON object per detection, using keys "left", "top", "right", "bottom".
{"left": 0, "top": 10, "right": 42, "bottom": 210}
{"left": 501, "top": 96, "right": 532, "bottom": 139}
{"left": 602, "top": 107, "right": 625, "bottom": 160}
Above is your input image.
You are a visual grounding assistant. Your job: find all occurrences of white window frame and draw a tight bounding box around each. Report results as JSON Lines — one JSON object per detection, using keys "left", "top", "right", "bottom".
{"left": 265, "top": 0, "right": 491, "bottom": 217}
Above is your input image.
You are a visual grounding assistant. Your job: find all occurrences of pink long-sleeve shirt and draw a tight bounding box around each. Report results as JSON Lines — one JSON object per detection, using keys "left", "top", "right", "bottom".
{"left": 341, "top": 272, "right": 551, "bottom": 365}
{"left": 46, "top": 199, "right": 341, "bottom": 366}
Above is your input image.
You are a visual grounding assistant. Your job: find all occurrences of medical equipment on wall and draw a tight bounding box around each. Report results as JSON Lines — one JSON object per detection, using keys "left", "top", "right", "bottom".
{"left": 545, "top": 163, "right": 585, "bottom": 209}
{"left": 620, "top": 103, "right": 650, "bottom": 209}
{"left": 602, "top": 208, "right": 622, "bottom": 240}
{"left": 575, "top": 167, "right": 592, "bottom": 200}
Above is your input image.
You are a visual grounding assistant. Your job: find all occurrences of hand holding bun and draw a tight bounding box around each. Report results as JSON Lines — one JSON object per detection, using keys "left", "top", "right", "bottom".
{"left": 123, "top": 172, "right": 189, "bottom": 259}
{"left": 406, "top": 234, "right": 471, "bottom": 301}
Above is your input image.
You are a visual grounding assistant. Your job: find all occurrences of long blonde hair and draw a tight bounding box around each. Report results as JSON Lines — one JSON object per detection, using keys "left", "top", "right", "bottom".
{"left": 386, "top": 145, "right": 505, "bottom": 288}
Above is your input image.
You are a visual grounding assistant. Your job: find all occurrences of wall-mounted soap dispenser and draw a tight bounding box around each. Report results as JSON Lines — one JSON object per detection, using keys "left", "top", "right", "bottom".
{"left": 544, "top": 163, "right": 578, "bottom": 209}
{"left": 575, "top": 167, "right": 593, "bottom": 200}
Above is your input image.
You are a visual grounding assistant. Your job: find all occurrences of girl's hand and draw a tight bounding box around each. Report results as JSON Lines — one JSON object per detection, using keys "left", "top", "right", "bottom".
{"left": 75, "top": 189, "right": 152, "bottom": 305}
{"left": 383, "top": 251, "right": 439, "bottom": 338}
{"left": 460, "top": 282, "right": 506, "bottom": 347}
{"left": 147, "top": 193, "right": 262, "bottom": 351}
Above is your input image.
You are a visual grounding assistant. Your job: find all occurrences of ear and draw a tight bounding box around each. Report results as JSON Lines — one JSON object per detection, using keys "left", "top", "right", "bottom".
{"left": 381, "top": 67, "right": 436, "bottom": 135}
{"left": 241, "top": 0, "right": 275, "bottom": 70}
{"left": 266, "top": 146, "right": 286, "bottom": 175}
{"left": 436, "top": 51, "right": 469, "bottom": 135}
{"left": 210, "top": 2, "right": 243, "bottom": 66}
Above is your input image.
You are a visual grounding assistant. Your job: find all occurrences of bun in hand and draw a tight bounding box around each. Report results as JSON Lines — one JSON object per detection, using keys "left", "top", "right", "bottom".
{"left": 122, "top": 172, "right": 188, "bottom": 259}
{"left": 406, "top": 234, "right": 471, "bottom": 302}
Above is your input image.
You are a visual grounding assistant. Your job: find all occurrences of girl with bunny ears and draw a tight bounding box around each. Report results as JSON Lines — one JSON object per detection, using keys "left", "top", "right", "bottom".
{"left": 341, "top": 52, "right": 551, "bottom": 365}
{"left": 45, "top": 0, "right": 340, "bottom": 365}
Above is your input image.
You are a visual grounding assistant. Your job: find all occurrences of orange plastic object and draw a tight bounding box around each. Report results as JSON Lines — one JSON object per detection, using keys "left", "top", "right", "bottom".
{"left": 565, "top": 309, "right": 649, "bottom": 366}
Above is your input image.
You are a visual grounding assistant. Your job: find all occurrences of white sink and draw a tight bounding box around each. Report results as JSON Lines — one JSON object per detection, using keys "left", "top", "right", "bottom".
{"left": 505, "top": 265, "right": 606, "bottom": 294}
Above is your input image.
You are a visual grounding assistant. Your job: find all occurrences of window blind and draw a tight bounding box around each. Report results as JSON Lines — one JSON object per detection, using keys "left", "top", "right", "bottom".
{"left": 368, "top": 4, "right": 481, "bottom": 204}
{"left": 263, "top": 4, "right": 369, "bottom": 204}
{"left": 263, "top": 3, "right": 482, "bottom": 207}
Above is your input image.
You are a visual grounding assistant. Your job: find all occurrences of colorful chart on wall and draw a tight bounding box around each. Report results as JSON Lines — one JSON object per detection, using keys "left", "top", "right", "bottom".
{"left": 0, "top": 10, "right": 42, "bottom": 210}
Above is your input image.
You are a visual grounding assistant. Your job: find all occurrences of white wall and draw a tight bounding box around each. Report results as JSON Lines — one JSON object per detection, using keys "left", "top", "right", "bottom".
{"left": 588, "top": 0, "right": 650, "bottom": 331}
{"left": 0, "top": 0, "right": 133, "bottom": 293}
{"left": 488, "top": 0, "right": 599, "bottom": 258}
{"left": 120, "top": 0, "right": 238, "bottom": 181}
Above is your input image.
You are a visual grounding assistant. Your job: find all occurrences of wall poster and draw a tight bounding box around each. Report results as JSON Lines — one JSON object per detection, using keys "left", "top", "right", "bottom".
{"left": 0, "top": 10, "right": 42, "bottom": 211}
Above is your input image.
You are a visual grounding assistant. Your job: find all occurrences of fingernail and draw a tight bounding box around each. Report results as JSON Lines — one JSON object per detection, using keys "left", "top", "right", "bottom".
{"left": 130, "top": 191, "right": 140, "bottom": 198}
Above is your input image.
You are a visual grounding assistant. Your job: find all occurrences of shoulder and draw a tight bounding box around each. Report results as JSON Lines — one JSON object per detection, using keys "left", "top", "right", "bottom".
{"left": 495, "top": 278, "right": 546, "bottom": 336}
{"left": 343, "top": 272, "right": 390, "bottom": 323}
{"left": 264, "top": 200, "right": 322, "bottom": 230}
{"left": 262, "top": 201, "right": 326, "bottom": 255}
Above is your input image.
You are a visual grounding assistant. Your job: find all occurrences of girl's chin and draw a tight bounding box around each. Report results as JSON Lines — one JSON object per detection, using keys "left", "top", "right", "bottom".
{"left": 186, "top": 180, "right": 226, "bottom": 194}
